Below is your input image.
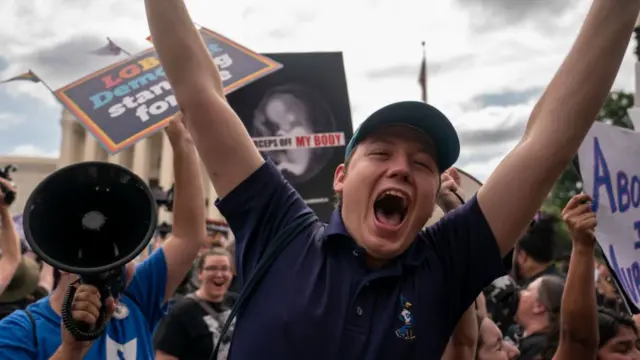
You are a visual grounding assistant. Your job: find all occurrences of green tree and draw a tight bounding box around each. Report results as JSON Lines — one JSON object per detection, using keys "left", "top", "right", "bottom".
{"left": 543, "top": 91, "right": 634, "bottom": 256}
{"left": 545, "top": 91, "right": 634, "bottom": 210}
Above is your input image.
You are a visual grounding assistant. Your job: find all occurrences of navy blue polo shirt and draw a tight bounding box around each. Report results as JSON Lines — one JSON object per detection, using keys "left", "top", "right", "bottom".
{"left": 216, "top": 159, "right": 504, "bottom": 360}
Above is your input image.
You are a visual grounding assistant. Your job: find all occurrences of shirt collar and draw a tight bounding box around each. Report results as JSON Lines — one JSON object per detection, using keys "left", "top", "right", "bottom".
{"left": 325, "top": 208, "right": 350, "bottom": 239}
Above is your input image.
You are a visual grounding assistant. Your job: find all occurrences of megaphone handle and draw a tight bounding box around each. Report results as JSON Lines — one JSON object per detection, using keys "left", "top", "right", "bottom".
{"left": 61, "top": 283, "right": 109, "bottom": 342}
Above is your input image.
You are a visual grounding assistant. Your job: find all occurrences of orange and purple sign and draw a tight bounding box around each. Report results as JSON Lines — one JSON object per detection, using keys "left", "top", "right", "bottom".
{"left": 56, "top": 28, "right": 282, "bottom": 154}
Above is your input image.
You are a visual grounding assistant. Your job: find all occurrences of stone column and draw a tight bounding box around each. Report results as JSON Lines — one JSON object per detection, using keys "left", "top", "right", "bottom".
{"left": 158, "top": 133, "right": 174, "bottom": 222}
{"left": 108, "top": 151, "right": 125, "bottom": 166}
{"left": 83, "top": 130, "right": 100, "bottom": 161}
{"left": 58, "top": 110, "right": 76, "bottom": 167}
{"left": 132, "top": 139, "right": 152, "bottom": 182}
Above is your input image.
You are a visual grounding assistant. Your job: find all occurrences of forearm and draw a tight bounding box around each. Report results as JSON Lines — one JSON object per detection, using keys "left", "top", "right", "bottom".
{"left": 475, "top": 292, "right": 488, "bottom": 318}
{"left": 559, "top": 243, "right": 598, "bottom": 351}
{"left": 161, "top": 137, "right": 207, "bottom": 301}
{"left": 171, "top": 139, "right": 207, "bottom": 244}
{"left": 145, "top": 0, "right": 264, "bottom": 198}
{"left": 526, "top": 0, "right": 640, "bottom": 155}
{"left": 145, "top": 0, "right": 223, "bottom": 100}
{"left": 0, "top": 207, "right": 20, "bottom": 263}
{"left": 38, "top": 262, "right": 55, "bottom": 293}
{"left": 445, "top": 305, "right": 478, "bottom": 360}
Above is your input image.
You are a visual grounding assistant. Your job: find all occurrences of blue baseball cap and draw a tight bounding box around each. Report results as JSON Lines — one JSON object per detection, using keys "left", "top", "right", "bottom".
{"left": 345, "top": 101, "right": 460, "bottom": 172}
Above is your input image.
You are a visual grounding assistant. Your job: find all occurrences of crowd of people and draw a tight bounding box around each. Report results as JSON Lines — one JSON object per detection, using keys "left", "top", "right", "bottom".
{"left": 1, "top": 0, "right": 640, "bottom": 359}
{"left": 0, "top": 172, "right": 639, "bottom": 360}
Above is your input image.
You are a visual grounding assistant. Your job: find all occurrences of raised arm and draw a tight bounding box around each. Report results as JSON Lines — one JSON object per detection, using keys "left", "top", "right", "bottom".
{"left": 553, "top": 194, "right": 598, "bottom": 360}
{"left": 145, "top": 0, "right": 264, "bottom": 198}
{"left": 442, "top": 304, "right": 478, "bottom": 360}
{"left": 0, "top": 179, "right": 20, "bottom": 296}
{"left": 478, "top": 0, "right": 640, "bottom": 255}
{"left": 161, "top": 114, "right": 208, "bottom": 302}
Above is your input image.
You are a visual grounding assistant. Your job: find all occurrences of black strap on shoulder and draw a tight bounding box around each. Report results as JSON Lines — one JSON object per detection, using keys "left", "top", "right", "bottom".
{"left": 209, "top": 212, "right": 324, "bottom": 360}
{"left": 24, "top": 309, "right": 38, "bottom": 349}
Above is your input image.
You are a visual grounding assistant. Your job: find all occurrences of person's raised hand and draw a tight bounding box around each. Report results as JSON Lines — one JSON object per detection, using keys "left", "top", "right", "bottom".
{"left": 60, "top": 284, "right": 116, "bottom": 356}
{"left": 562, "top": 193, "right": 597, "bottom": 247}
{"left": 436, "top": 167, "right": 465, "bottom": 211}
{"left": 165, "top": 111, "right": 193, "bottom": 147}
{"left": 0, "top": 177, "right": 16, "bottom": 210}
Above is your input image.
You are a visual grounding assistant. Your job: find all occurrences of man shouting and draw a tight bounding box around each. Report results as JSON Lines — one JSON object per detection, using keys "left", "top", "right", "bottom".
{"left": 145, "top": 0, "right": 640, "bottom": 358}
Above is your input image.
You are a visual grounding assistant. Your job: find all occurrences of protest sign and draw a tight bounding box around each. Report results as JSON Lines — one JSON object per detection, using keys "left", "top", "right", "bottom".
{"left": 578, "top": 122, "right": 640, "bottom": 311}
{"left": 227, "top": 52, "right": 353, "bottom": 221}
{"left": 55, "top": 28, "right": 282, "bottom": 154}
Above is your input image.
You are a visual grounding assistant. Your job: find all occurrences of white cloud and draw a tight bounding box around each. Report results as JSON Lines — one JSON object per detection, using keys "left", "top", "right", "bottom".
{"left": 9, "top": 144, "right": 59, "bottom": 158}
{"left": 0, "top": 112, "right": 25, "bottom": 130}
{"left": 0, "top": 0, "right": 637, "bottom": 182}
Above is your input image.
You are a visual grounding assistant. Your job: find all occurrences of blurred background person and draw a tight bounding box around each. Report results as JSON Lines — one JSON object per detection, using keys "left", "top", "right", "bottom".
{"left": 514, "top": 274, "right": 565, "bottom": 359}
{"left": 155, "top": 247, "right": 236, "bottom": 360}
{"left": 597, "top": 308, "right": 640, "bottom": 359}
{"left": 596, "top": 263, "right": 627, "bottom": 315}
{"left": 0, "top": 258, "right": 52, "bottom": 320}
{"left": 474, "top": 314, "right": 519, "bottom": 360}
{"left": 513, "top": 215, "right": 562, "bottom": 287}
{"left": 0, "top": 177, "right": 21, "bottom": 299}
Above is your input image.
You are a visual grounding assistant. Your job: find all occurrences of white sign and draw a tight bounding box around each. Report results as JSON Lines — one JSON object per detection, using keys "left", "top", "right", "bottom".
{"left": 579, "top": 122, "right": 640, "bottom": 310}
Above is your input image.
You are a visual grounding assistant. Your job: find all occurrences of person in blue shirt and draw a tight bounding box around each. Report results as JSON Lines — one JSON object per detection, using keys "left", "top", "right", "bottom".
{"left": 0, "top": 114, "right": 208, "bottom": 360}
{"left": 145, "top": 0, "right": 640, "bottom": 358}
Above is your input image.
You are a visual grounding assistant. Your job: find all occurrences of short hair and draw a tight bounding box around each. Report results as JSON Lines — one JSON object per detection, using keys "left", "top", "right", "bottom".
{"left": 518, "top": 215, "right": 557, "bottom": 264}
{"left": 597, "top": 307, "right": 638, "bottom": 349}
{"left": 196, "top": 247, "right": 233, "bottom": 272}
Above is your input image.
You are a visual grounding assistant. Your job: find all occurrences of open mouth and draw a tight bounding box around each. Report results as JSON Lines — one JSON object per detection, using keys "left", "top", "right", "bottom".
{"left": 373, "top": 190, "right": 408, "bottom": 228}
{"left": 212, "top": 280, "right": 226, "bottom": 287}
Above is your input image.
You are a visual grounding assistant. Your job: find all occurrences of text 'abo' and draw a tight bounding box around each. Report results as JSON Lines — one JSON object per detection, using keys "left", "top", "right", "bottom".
{"left": 252, "top": 132, "right": 345, "bottom": 151}
{"left": 578, "top": 122, "right": 640, "bottom": 310}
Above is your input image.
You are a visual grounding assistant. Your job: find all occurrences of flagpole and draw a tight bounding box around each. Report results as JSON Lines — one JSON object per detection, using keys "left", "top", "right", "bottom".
{"left": 24, "top": 69, "right": 58, "bottom": 99}
{"left": 422, "top": 40, "right": 429, "bottom": 103}
{"left": 419, "top": 41, "right": 427, "bottom": 103}
{"left": 107, "top": 37, "right": 132, "bottom": 56}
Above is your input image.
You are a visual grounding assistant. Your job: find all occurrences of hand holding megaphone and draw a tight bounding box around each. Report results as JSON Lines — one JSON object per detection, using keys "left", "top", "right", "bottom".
{"left": 61, "top": 284, "right": 116, "bottom": 357}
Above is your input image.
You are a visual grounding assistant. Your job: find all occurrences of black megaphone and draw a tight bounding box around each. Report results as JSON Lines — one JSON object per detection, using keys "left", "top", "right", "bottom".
{"left": 23, "top": 161, "right": 157, "bottom": 341}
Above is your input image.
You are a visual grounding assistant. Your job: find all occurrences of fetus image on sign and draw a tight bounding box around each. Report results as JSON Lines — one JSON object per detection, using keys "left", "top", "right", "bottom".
{"left": 251, "top": 84, "right": 337, "bottom": 184}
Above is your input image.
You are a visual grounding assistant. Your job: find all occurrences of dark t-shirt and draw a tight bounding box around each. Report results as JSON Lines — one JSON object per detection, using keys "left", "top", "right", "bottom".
{"left": 517, "top": 332, "right": 547, "bottom": 360}
{"left": 216, "top": 159, "right": 505, "bottom": 360}
{"left": 154, "top": 295, "right": 235, "bottom": 360}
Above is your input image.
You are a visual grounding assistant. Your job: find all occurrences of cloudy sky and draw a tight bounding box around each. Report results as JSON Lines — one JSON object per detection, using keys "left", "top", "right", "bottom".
{"left": 0, "top": 0, "right": 636, "bottom": 181}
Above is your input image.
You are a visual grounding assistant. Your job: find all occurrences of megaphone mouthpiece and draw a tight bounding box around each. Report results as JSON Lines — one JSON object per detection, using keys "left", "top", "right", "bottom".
{"left": 81, "top": 211, "right": 107, "bottom": 231}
